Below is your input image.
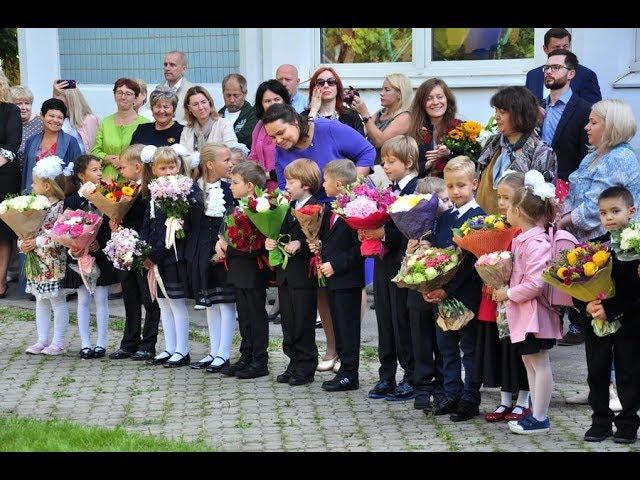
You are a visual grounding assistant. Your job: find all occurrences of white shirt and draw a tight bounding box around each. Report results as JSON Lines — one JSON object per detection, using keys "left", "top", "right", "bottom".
{"left": 164, "top": 77, "right": 183, "bottom": 92}
{"left": 224, "top": 109, "right": 241, "bottom": 126}
{"left": 397, "top": 173, "right": 417, "bottom": 192}
{"left": 451, "top": 198, "right": 480, "bottom": 218}
{"left": 201, "top": 180, "right": 226, "bottom": 218}
{"left": 295, "top": 194, "right": 312, "bottom": 210}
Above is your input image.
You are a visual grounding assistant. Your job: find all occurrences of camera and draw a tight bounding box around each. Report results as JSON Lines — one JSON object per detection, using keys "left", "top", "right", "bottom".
{"left": 343, "top": 85, "right": 360, "bottom": 106}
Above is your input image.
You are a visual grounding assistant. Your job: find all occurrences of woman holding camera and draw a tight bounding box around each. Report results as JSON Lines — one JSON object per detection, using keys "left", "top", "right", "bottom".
{"left": 302, "top": 67, "right": 364, "bottom": 136}
{"left": 53, "top": 80, "right": 99, "bottom": 154}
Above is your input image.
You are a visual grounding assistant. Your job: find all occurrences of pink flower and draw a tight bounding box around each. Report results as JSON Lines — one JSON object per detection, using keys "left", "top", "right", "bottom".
{"left": 53, "top": 223, "right": 70, "bottom": 236}
{"left": 343, "top": 196, "right": 378, "bottom": 218}
{"left": 70, "top": 224, "right": 84, "bottom": 237}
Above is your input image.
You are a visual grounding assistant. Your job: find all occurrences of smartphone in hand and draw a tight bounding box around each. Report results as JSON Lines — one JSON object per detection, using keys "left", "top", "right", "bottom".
{"left": 57, "top": 80, "right": 77, "bottom": 89}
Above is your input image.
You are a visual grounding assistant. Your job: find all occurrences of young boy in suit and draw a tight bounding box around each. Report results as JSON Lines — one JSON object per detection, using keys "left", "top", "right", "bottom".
{"left": 422, "top": 156, "right": 484, "bottom": 422}
{"left": 583, "top": 186, "right": 640, "bottom": 444}
{"left": 310, "top": 159, "right": 364, "bottom": 392}
{"left": 265, "top": 158, "right": 322, "bottom": 386}
{"left": 215, "top": 161, "right": 270, "bottom": 379}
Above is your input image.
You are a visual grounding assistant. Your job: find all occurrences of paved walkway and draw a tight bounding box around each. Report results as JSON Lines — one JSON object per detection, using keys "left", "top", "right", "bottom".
{"left": 0, "top": 296, "right": 637, "bottom": 452}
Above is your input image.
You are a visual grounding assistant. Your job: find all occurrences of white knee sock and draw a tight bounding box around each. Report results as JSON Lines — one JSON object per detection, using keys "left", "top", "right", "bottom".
{"left": 50, "top": 294, "right": 69, "bottom": 347}
{"left": 93, "top": 286, "right": 110, "bottom": 348}
{"left": 35, "top": 298, "right": 51, "bottom": 344}
{"left": 500, "top": 391, "right": 512, "bottom": 407}
{"left": 215, "top": 303, "right": 236, "bottom": 364}
{"left": 206, "top": 304, "right": 222, "bottom": 359}
{"left": 168, "top": 298, "right": 189, "bottom": 359}
{"left": 528, "top": 351, "right": 553, "bottom": 421}
{"left": 516, "top": 390, "right": 531, "bottom": 409}
{"left": 77, "top": 286, "right": 92, "bottom": 349}
{"left": 156, "top": 297, "right": 176, "bottom": 355}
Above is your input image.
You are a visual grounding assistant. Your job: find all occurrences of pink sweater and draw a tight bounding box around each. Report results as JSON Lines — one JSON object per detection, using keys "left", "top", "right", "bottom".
{"left": 247, "top": 120, "right": 275, "bottom": 173}
{"left": 506, "top": 226, "right": 562, "bottom": 343}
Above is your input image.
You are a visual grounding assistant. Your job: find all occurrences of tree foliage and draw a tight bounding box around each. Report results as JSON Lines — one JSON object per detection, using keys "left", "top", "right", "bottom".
{"left": 322, "top": 28, "right": 412, "bottom": 64}
{"left": 0, "top": 28, "right": 19, "bottom": 85}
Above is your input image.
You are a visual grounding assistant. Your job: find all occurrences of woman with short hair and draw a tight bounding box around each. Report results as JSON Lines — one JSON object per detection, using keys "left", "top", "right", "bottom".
{"left": 10, "top": 85, "right": 43, "bottom": 169}
{"left": 131, "top": 87, "right": 184, "bottom": 147}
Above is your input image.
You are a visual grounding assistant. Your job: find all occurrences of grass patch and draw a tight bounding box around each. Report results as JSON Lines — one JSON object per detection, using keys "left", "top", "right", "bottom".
{"left": 267, "top": 337, "right": 283, "bottom": 352}
{"left": 360, "top": 345, "right": 378, "bottom": 362}
{"left": 0, "top": 416, "right": 212, "bottom": 451}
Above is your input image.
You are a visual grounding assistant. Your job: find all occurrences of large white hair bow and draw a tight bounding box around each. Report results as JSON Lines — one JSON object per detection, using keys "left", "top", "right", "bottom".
{"left": 62, "top": 162, "right": 75, "bottom": 177}
{"left": 32, "top": 155, "right": 65, "bottom": 179}
{"left": 141, "top": 145, "right": 158, "bottom": 164}
{"left": 170, "top": 143, "right": 188, "bottom": 157}
{"left": 524, "top": 170, "right": 555, "bottom": 200}
{"left": 188, "top": 151, "right": 201, "bottom": 170}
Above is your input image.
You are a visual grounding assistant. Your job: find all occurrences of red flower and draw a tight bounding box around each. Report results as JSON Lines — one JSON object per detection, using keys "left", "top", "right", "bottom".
{"left": 248, "top": 198, "right": 257, "bottom": 211}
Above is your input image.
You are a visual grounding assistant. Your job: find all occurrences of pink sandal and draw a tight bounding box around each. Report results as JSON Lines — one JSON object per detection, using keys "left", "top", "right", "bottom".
{"left": 25, "top": 342, "right": 49, "bottom": 355}
{"left": 41, "top": 344, "right": 66, "bottom": 356}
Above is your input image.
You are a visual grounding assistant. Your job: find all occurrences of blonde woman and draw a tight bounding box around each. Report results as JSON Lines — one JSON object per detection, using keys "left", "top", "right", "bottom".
{"left": 53, "top": 80, "right": 99, "bottom": 153}
{"left": 10, "top": 85, "right": 43, "bottom": 169}
{"left": 351, "top": 73, "right": 413, "bottom": 163}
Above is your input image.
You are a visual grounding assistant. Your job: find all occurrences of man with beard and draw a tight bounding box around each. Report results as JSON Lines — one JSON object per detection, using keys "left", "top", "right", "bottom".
{"left": 541, "top": 49, "right": 592, "bottom": 351}
{"left": 218, "top": 73, "right": 256, "bottom": 153}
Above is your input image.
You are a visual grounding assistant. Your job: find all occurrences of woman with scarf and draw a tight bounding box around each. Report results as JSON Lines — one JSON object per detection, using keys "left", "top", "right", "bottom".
{"left": 476, "top": 86, "right": 557, "bottom": 215}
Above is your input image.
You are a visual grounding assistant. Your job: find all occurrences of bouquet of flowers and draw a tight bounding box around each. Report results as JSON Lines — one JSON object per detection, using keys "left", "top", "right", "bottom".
{"left": 240, "top": 187, "right": 291, "bottom": 267}
{"left": 441, "top": 117, "right": 497, "bottom": 162}
{"left": 0, "top": 194, "right": 52, "bottom": 279}
{"left": 452, "top": 214, "right": 520, "bottom": 258}
{"left": 103, "top": 228, "right": 151, "bottom": 274}
{"left": 388, "top": 193, "right": 439, "bottom": 240}
{"left": 610, "top": 222, "right": 640, "bottom": 261}
{"left": 148, "top": 174, "right": 194, "bottom": 256}
{"left": 50, "top": 208, "right": 103, "bottom": 293}
{"left": 541, "top": 242, "right": 618, "bottom": 337}
{"left": 392, "top": 245, "right": 462, "bottom": 292}
{"left": 475, "top": 251, "right": 513, "bottom": 339}
{"left": 82, "top": 179, "right": 140, "bottom": 222}
{"left": 222, "top": 207, "right": 265, "bottom": 253}
{"left": 291, "top": 204, "right": 326, "bottom": 286}
{"left": 333, "top": 179, "right": 397, "bottom": 258}
{"left": 436, "top": 298, "right": 476, "bottom": 332}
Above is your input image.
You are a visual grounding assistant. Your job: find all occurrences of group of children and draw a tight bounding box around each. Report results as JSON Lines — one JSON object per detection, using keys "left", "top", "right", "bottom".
{"left": 17, "top": 132, "right": 640, "bottom": 443}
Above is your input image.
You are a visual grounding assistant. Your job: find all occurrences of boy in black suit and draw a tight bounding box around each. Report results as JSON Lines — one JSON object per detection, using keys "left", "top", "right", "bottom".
{"left": 361, "top": 135, "right": 419, "bottom": 401}
{"left": 215, "top": 162, "right": 270, "bottom": 379}
{"left": 310, "top": 160, "right": 364, "bottom": 392}
{"left": 583, "top": 187, "right": 640, "bottom": 444}
{"left": 265, "top": 158, "right": 322, "bottom": 386}
{"left": 422, "top": 156, "right": 484, "bottom": 422}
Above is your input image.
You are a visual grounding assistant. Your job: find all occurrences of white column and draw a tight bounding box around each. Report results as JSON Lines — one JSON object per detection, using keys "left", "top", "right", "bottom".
{"left": 18, "top": 28, "right": 60, "bottom": 109}
{"left": 240, "top": 28, "right": 263, "bottom": 105}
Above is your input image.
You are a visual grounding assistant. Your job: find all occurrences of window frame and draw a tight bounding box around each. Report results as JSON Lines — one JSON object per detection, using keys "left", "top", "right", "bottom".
{"left": 632, "top": 28, "right": 640, "bottom": 72}
{"left": 313, "top": 28, "right": 548, "bottom": 88}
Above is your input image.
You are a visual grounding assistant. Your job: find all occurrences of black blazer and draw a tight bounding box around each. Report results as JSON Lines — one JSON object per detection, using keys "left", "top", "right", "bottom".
{"left": 275, "top": 197, "right": 320, "bottom": 289}
{"left": 548, "top": 93, "right": 591, "bottom": 181}
{"left": 121, "top": 194, "right": 149, "bottom": 233}
{"left": 319, "top": 204, "right": 363, "bottom": 290}
{"left": 526, "top": 64, "right": 601, "bottom": 105}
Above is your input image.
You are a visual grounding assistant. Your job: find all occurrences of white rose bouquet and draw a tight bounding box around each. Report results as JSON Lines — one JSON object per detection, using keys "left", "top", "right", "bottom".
{"left": 611, "top": 222, "right": 640, "bottom": 261}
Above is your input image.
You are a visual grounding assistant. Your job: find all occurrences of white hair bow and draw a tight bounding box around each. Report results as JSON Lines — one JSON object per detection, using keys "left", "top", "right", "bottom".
{"left": 32, "top": 155, "right": 64, "bottom": 179}
{"left": 524, "top": 170, "right": 555, "bottom": 200}
{"left": 171, "top": 143, "right": 189, "bottom": 157}
{"left": 141, "top": 145, "right": 158, "bottom": 164}
{"left": 62, "top": 162, "right": 75, "bottom": 177}
{"left": 189, "top": 151, "right": 201, "bottom": 170}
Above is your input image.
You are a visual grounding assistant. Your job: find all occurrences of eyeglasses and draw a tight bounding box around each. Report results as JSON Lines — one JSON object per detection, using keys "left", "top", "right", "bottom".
{"left": 115, "top": 91, "right": 135, "bottom": 98}
{"left": 316, "top": 78, "right": 337, "bottom": 87}
{"left": 542, "top": 65, "right": 570, "bottom": 73}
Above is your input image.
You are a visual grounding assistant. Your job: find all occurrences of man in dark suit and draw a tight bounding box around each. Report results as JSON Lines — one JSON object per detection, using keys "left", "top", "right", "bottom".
{"left": 526, "top": 28, "right": 601, "bottom": 105}
{"left": 539, "top": 49, "right": 592, "bottom": 347}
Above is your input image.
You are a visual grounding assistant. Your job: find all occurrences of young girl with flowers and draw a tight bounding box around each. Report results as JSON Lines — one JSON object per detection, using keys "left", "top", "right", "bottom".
{"left": 21, "top": 156, "right": 71, "bottom": 356}
{"left": 63, "top": 154, "right": 119, "bottom": 359}
{"left": 492, "top": 171, "right": 562, "bottom": 434}
{"left": 185, "top": 143, "right": 237, "bottom": 373}
{"left": 141, "top": 145, "right": 200, "bottom": 368}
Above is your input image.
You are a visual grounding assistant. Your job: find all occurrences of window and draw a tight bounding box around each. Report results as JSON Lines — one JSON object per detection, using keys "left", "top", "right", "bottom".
{"left": 59, "top": 28, "right": 240, "bottom": 84}
{"left": 633, "top": 28, "right": 640, "bottom": 72}
{"left": 315, "top": 28, "right": 545, "bottom": 88}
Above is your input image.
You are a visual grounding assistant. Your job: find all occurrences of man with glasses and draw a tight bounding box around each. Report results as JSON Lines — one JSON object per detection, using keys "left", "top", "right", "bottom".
{"left": 525, "top": 28, "right": 601, "bottom": 105}
{"left": 218, "top": 73, "right": 256, "bottom": 152}
{"left": 276, "top": 64, "right": 307, "bottom": 113}
{"left": 162, "top": 51, "right": 193, "bottom": 124}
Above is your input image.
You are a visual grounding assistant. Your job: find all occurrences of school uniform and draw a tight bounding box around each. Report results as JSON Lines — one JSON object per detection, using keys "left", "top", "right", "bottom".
{"left": 431, "top": 200, "right": 484, "bottom": 408}
{"left": 275, "top": 196, "right": 319, "bottom": 380}
{"left": 583, "top": 232, "right": 640, "bottom": 438}
{"left": 319, "top": 204, "right": 364, "bottom": 382}
{"left": 118, "top": 193, "right": 161, "bottom": 355}
{"left": 224, "top": 207, "right": 271, "bottom": 370}
{"left": 374, "top": 174, "right": 416, "bottom": 391}
{"left": 184, "top": 180, "right": 236, "bottom": 307}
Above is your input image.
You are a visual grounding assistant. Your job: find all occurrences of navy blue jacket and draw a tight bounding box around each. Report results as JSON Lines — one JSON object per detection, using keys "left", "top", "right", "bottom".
{"left": 526, "top": 64, "right": 601, "bottom": 105}
{"left": 22, "top": 131, "right": 81, "bottom": 192}
{"left": 431, "top": 205, "right": 485, "bottom": 313}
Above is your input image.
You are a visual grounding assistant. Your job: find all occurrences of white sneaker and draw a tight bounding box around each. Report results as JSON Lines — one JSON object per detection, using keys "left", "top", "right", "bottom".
{"left": 609, "top": 384, "right": 623, "bottom": 412}
{"left": 565, "top": 390, "right": 590, "bottom": 405}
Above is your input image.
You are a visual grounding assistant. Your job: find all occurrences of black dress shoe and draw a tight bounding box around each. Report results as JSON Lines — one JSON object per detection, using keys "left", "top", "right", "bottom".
{"left": 613, "top": 428, "right": 638, "bottom": 444}
{"left": 164, "top": 352, "right": 191, "bottom": 368}
{"left": 206, "top": 357, "right": 230, "bottom": 373}
{"left": 79, "top": 347, "right": 95, "bottom": 359}
{"left": 93, "top": 346, "right": 106, "bottom": 358}
{"left": 289, "top": 375, "right": 314, "bottom": 386}
{"left": 433, "top": 398, "right": 459, "bottom": 416}
{"left": 109, "top": 348, "right": 133, "bottom": 360}
{"left": 221, "top": 356, "right": 252, "bottom": 377}
{"left": 584, "top": 425, "right": 614, "bottom": 442}
{"left": 450, "top": 400, "right": 479, "bottom": 422}
{"left": 414, "top": 393, "right": 433, "bottom": 411}
{"left": 131, "top": 350, "right": 154, "bottom": 361}
{"left": 151, "top": 351, "right": 172, "bottom": 365}
{"left": 368, "top": 379, "right": 396, "bottom": 399}
{"left": 276, "top": 365, "right": 294, "bottom": 383}
{"left": 235, "top": 363, "right": 269, "bottom": 379}
{"left": 190, "top": 354, "right": 215, "bottom": 369}
{"left": 385, "top": 381, "right": 415, "bottom": 402}
{"left": 322, "top": 375, "right": 359, "bottom": 392}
